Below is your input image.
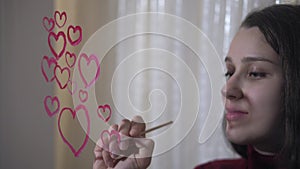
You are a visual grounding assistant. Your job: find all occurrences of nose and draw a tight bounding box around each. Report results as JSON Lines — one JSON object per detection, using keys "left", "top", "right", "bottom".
{"left": 221, "top": 76, "right": 243, "bottom": 100}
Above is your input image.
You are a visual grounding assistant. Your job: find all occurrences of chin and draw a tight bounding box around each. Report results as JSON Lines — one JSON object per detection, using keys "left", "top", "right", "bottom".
{"left": 226, "top": 124, "right": 250, "bottom": 145}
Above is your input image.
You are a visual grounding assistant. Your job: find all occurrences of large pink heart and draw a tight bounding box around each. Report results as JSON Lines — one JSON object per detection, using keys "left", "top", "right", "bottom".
{"left": 67, "top": 25, "right": 82, "bottom": 46}
{"left": 42, "top": 17, "right": 55, "bottom": 32}
{"left": 41, "top": 55, "right": 57, "bottom": 82}
{"left": 97, "top": 104, "right": 112, "bottom": 122}
{"left": 54, "top": 11, "right": 67, "bottom": 28}
{"left": 54, "top": 65, "right": 70, "bottom": 89}
{"left": 65, "top": 51, "right": 76, "bottom": 68}
{"left": 78, "top": 53, "right": 100, "bottom": 88}
{"left": 58, "top": 104, "right": 90, "bottom": 157}
{"left": 44, "top": 95, "right": 60, "bottom": 117}
{"left": 48, "top": 31, "right": 66, "bottom": 60}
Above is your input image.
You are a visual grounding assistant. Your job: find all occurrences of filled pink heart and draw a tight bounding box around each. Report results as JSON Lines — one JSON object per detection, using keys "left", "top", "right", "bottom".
{"left": 44, "top": 95, "right": 60, "bottom": 117}
{"left": 67, "top": 25, "right": 82, "bottom": 46}
{"left": 42, "top": 17, "right": 55, "bottom": 32}
{"left": 54, "top": 11, "right": 67, "bottom": 28}
{"left": 58, "top": 104, "right": 90, "bottom": 157}
{"left": 54, "top": 65, "right": 70, "bottom": 89}
{"left": 79, "top": 89, "right": 88, "bottom": 103}
{"left": 48, "top": 31, "right": 66, "bottom": 60}
{"left": 78, "top": 53, "right": 100, "bottom": 89}
{"left": 65, "top": 51, "right": 76, "bottom": 68}
{"left": 97, "top": 104, "right": 112, "bottom": 122}
{"left": 41, "top": 55, "right": 57, "bottom": 82}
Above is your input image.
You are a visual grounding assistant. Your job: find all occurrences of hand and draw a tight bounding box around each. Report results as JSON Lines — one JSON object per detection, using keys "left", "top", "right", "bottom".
{"left": 93, "top": 116, "right": 154, "bottom": 169}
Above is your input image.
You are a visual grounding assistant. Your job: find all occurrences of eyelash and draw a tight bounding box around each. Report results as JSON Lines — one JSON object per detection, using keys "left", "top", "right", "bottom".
{"left": 224, "top": 71, "right": 267, "bottom": 79}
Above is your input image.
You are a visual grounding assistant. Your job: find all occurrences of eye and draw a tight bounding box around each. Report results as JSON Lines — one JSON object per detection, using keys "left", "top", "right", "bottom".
{"left": 224, "top": 71, "right": 233, "bottom": 80}
{"left": 248, "top": 72, "right": 267, "bottom": 79}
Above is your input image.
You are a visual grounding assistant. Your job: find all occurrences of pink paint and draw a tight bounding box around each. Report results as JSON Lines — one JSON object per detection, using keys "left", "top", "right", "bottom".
{"left": 78, "top": 53, "right": 100, "bottom": 89}
{"left": 67, "top": 25, "right": 82, "bottom": 46}
{"left": 97, "top": 104, "right": 112, "bottom": 122}
{"left": 54, "top": 65, "right": 70, "bottom": 89}
{"left": 65, "top": 51, "right": 76, "bottom": 68}
{"left": 44, "top": 95, "right": 60, "bottom": 117}
{"left": 41, "top": 56, "right": 57, "bottom": 82}
{"left": 58, "top": 104, "right": 90, "bottom": 157}
{"left": 67, "top": 80, "right": 77, "bottom": 95}
{"left": 48, "top": 31, "right": 66, "bottom": 60}
{"left": 79, "top": 89, "right": 88, "bottom": 103}
{"left": 54, "top": 11, "right": 67, "bottom": 28}
{"left": 42, "top": 17, "right": 55, "bottom": 32}
{"left": 100, "top": 129, "right": 121, "bottom": 149}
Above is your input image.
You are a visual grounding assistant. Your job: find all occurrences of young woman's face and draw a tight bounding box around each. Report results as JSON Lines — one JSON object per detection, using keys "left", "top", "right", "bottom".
{"left": 222, "top": 27, "right": 284, "bottom": 152}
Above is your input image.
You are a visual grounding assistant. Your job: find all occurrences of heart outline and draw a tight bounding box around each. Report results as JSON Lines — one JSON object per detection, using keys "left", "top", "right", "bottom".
{"left": 54, "top": 11, "right": 67, "bottom": 28}
{"left": 67, "top": 25, "right": 82, "bottom": 46}
{"left": 79, "top": 89, "right": 88, "bottom": 103}
{"left": 67, "top": 80, "right": 77, "bottom": 95}
{"left": 54, "top": 65, "right": 70, "bottom": 89}
{"left": 48, "top": 31, "right": 67, "bottom": 60}
{"left": 42, "top": 17, "right": 55, "bottom": 32}
{"left": 65, "top": 51, "right": 77, "bottom": 68}
{"left": 58, "top": 104, "right": 90, "bottom": 157}
{"left": 41, "top": 55, "right": 57, "bottom": 82}
{"left": 100, "top": 129, "right": 121, "bottom": 149}
{"left": 44, "top": 95, "right": 60, "bottom": 117}
{"left": 97, "top": 104, "right": 112, "bottom": 122}
{"left": 78, "top": 53, "right": 100, "bottom": 89}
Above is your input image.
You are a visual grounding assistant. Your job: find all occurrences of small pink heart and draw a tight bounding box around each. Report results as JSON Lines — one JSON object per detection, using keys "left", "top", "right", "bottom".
{"left": 100, "top": 129, "right": 121, "bottom": 149}
{"left": 79, "top": 89, "right": 88, "bottom": 103}
{"left": 67, "top": 25, "right": 82, "bottom": 46}
{"left": 42, "top": 17, "right": 55, "bottom": 32}
{"left": 67, "top": 80, "right": 77, "bottom": 95}
{"left": 44, "top": 95, "right": 60, "bottom": 117}
{"left": 54, "top": 65, "right": 70, "bottom": 89}
{"left": 78, "top": 53, "right": 100, "bottom": 89}
{"left": 41, "top": 56, "right": 57, "bottom": 82}
{"left": 65, "top": 51, "right": 76, "bottom": 68}
{"left": 58, "top": 105, "right": 90, "bottom": 157}
{"left": 54, "top": 11, "right": 67, "bottom": 28}
{"left": 97, "top": 104, "right": 112, "bottom": 122}
{"left": 48, "top": 31, "right": 66, "bottom": 60}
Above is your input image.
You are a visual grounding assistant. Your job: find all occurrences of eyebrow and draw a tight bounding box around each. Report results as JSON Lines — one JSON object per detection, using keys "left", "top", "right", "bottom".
{"left": 225, "top": 56, "right": 278, "bottom": 65}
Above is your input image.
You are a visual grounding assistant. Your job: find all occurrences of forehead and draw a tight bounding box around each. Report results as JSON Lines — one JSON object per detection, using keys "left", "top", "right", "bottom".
{"left": 227, "top": 27, "right": 279, "bottom": 64}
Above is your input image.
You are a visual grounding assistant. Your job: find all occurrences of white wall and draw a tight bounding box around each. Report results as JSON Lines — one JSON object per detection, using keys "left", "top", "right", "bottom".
{"left": 0, "top": 0, "right": 54, "bottom": 169}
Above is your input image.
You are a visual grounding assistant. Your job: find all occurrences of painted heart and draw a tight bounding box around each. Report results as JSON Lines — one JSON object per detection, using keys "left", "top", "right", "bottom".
{"left": 48, "top": 31, "right": 66, "bottom": 60}
{"left": 100, "top": 129, "right": 120, "bottom": 149}
{"left": 67, "top": 25, "right": 82, "bottom": 46}
{"left": 65, "top": 51, "right": 76, "bottom": 68}
{"left": 44, "top": 95, "right": 60, "bottom": 117}
{"left": 97, "top": 104, "right": 112, "bottom": 122}
{"left": 79, "top": 89, "right": 88, "bottom": 103}
{"left": 78, "top": 53, "right": 100, "bottom": 89}
{"left": 42, "top": 17, "right": 55, "bottom": 32}
{"left": 54, "top": 11, "right": 67, "bottom": 28}
{"left": 67, "top": 80, "right": 77, "bottom": 95}
{"left": 58, "top": 104, "right": 90, "bottom": 157}
{"left": 54, "top": 65, "right": 70, "bottom": 89}
{"left": 41, "top": 56, "right": 57, "bottom": 82}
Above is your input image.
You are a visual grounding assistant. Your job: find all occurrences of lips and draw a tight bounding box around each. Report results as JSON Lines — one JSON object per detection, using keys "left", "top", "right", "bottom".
{"left": 225, "top": 108, "right": 248, "bottom": 121}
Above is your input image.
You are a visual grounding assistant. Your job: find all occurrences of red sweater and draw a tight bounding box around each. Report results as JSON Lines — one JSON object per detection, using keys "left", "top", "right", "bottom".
{"left": 194, "top": 146, "right": 285, "bottom": 169}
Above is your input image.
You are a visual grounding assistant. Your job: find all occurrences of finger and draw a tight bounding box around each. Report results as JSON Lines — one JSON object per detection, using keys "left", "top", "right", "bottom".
{"left": 94, "top": 144, "right": 103, "bottom": 158}
{"left": 135, "top": 138, "right": 155, "bottom": 168}
{"left": 119, "top": 119, "right": 131, "bottom": 150}
{"left": 102, "top": 149, "right": 114, "bottom": 168}
{"left": 130, "top": 116, "right": 146, "bottom": 137}
{"left": 93, "top": 158, "right": 107, "bottom": 169}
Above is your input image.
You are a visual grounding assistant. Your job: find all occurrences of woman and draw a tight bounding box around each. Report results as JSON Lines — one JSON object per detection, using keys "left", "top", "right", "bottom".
{"left": 93, "top": 4, "right": 300, "bottom": 169}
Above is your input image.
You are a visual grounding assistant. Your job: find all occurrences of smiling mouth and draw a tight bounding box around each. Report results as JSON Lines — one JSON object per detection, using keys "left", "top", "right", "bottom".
{"left": 225, "top": 111, "right": 248, "bottom": 121}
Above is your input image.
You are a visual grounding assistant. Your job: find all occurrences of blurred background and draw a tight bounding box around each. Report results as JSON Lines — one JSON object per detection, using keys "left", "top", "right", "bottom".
{"left": 1, "top": 0, "right": 299, "bottom": 169}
